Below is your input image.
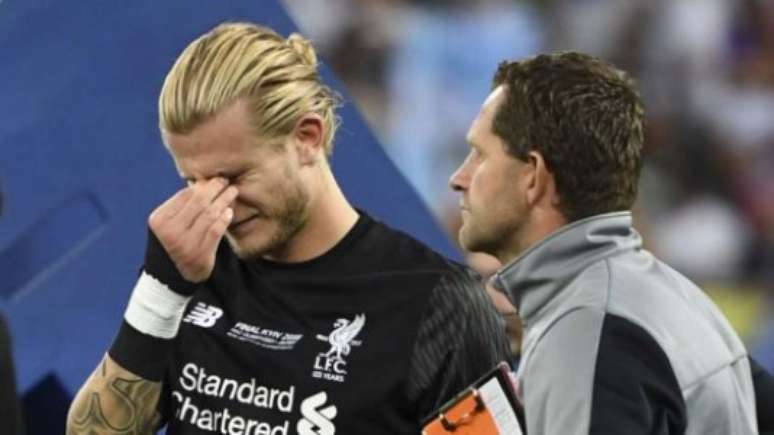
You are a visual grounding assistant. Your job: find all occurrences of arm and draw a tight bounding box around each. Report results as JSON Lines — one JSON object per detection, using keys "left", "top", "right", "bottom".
{"left": 66, "top": 178, "right": 236, "bottom": 434}
{"left": 587, "top": 314, "right": 686, "bottom": 434}
{"left": 406, "top": 266, "right": 511, "bottom": 419}
{"left": 67, "top": 355, "right": 162, "bottom": 435}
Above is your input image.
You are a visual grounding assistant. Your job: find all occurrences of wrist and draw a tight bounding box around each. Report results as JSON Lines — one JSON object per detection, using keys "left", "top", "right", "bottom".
{"left": 108, "top": 271, "right": 193, "bottom": 381}
{"left": 144, "top": 228, "right": 200, "bottom": 296}
{"left": 124, "top": 271, "right": 192, "bottom": 338}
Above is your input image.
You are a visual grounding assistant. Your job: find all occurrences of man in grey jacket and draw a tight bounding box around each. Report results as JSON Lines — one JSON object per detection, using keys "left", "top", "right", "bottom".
{"left": 449, "top": 51, "right": 765, "bottom": 434}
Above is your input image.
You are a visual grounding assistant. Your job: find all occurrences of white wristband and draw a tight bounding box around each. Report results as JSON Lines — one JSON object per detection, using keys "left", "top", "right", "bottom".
{"left": 124, "top": 271, "right": 192, "bottom": 339}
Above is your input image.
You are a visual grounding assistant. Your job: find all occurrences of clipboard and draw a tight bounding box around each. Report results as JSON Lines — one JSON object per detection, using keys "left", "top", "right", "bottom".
{"left": 421, "top": 362, "right": 525, "bottom": 435}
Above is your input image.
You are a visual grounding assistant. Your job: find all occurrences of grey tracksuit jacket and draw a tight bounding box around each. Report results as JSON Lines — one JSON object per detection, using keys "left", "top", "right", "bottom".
{"left": 492, "top": 212, "right": 758, "bottom": 434}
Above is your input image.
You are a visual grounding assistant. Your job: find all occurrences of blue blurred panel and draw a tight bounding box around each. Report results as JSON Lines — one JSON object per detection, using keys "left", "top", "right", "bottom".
{"left": 0, "top": 193, "right": 106, "bottom": 300}
{"left": 0, "top": 0, "right": 457, "bottom": 421}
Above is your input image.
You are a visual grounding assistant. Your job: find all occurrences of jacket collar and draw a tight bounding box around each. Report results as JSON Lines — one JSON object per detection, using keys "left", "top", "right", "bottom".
{"left": 491, "top": 212, "right": 641, "bottom": 326}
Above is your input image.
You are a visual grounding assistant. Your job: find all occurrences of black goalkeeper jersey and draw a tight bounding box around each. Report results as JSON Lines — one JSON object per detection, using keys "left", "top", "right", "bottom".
{"left": 158, "top": 212, "right": 509, "bottom": 434}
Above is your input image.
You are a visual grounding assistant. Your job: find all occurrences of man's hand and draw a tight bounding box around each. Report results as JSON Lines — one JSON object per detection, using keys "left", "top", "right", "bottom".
{"left": 148, "top": 178, "right": 237, "bottom": 283}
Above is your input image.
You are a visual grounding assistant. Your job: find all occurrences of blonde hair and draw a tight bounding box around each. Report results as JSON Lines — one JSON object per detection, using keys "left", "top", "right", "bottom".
{"left": 159, "top": 22, "right": 339, "bottom": 154}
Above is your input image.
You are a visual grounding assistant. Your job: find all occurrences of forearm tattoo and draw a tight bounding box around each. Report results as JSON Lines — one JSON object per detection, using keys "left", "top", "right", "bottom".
{"left": 68, "top": 357, "right": 162, "bottom": 435}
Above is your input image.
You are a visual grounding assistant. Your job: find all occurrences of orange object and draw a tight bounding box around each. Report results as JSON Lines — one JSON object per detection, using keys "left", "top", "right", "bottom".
{"left": 422, "top": 362, "right": 524, "bottom": 435}
{"left": 423, "top": 388, "right": 499, "bottom": 434}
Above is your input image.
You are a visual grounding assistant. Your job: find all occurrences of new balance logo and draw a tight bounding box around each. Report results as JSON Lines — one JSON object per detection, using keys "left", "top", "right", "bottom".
{"left": 182, "top": 302, "right": 223, "bottom": 328}
{"left": 297, "top": 391, "right": 337, "bottom": 435}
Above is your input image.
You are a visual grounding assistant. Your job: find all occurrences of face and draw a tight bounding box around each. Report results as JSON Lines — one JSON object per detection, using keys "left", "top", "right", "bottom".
{"left": 449, "top": 86, "right": 529, "bottom": 261}
{"left": 165, "top": 100, "right": 310, "bottom": 260}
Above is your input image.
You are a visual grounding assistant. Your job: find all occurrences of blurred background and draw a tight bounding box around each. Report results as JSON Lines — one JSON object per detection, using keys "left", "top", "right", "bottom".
{"left": 1, "top": 0, "right": 773, "bottom": 433}
{"left": 284, "top": 0, "right": 774, "bottom": 371}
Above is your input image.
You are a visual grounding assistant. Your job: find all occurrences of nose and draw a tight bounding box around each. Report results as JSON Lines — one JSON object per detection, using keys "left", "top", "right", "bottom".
{"left": 449, "top": 164, "right": 468, "bottom": 193}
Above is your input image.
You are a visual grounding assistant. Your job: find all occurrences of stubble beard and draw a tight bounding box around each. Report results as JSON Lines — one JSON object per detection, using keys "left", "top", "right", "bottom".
{"left": 459, "top": 209, "right": 521, "bottom": 261}
{"left": 227, "top": 181, "right": 310, "bottom": 261}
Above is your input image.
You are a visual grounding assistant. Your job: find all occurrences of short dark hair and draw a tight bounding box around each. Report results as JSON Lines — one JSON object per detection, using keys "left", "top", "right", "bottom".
{"left": 492, "top": 51, "right": 644, "bottom": 221}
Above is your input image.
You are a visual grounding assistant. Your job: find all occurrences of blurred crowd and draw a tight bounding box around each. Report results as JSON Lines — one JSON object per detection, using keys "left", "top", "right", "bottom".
{"left": 284, "top": 0, "right": 774, "bottom": 369}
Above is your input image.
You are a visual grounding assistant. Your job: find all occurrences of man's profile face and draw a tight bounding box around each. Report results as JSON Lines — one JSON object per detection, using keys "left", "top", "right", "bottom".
{"left": 449, "top": 86, "right": 529, "bottom": 261}
{"left": 164, "top": 99, "right": 310, "bottom": 259}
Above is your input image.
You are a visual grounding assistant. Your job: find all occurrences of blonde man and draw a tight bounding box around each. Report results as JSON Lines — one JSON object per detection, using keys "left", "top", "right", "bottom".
{"left": 67, "top": 22, "right": 508, "bottom": 434}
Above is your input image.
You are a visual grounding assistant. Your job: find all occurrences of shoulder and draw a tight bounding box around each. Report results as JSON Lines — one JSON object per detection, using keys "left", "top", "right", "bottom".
{"left": 407, "top": 261, "right": 491, "bottom": 341}
{"left": 362, "top": 216, "right": 456, "bottom": 273}
{"left": 418, "top": 263, "right": 506, "bottom": 363}
{"left": 430, "top": 264, "right": 493, "bottom": 316}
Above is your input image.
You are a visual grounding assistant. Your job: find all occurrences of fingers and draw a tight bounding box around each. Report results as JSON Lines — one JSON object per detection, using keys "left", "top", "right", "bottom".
{"left": 174, "top": 178, "right": 230, "bottom": 229}
{"left": 148, "top": 187, "right": 192, "bottom": 227}
{"left": 189, "top": 185, "right": 239, "bottom": 244}
{"left": 200, "top": 206, "right": 234, "bottom": 260}
{"left": 146, "top": 177, "right": 238, "bottom": 282}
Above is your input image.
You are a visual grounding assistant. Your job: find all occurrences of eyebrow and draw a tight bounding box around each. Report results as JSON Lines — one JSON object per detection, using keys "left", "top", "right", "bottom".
{"left": 180, "top": 170, "right": 241, "bottom": 183}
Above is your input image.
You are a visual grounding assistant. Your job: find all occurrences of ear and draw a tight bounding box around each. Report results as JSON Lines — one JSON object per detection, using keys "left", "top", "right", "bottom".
{"left": 524, "top": 151, "right": 554, "bottom": 206}
{"left": 292, "top": 113, "right": 324, "bottom": 166}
